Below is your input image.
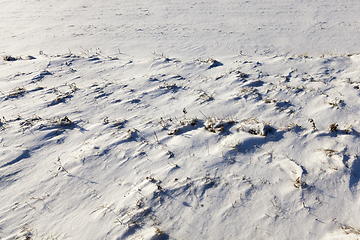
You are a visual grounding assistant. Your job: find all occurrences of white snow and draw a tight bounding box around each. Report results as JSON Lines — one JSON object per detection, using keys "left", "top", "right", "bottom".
{"left": 1, "top": 1, "right": 360, "bottom": 239}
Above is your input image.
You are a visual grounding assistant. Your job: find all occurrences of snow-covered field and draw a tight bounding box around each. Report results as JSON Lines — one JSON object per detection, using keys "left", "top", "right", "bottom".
{"left": 2, "top": 1, "right": 360, "bottom": 239}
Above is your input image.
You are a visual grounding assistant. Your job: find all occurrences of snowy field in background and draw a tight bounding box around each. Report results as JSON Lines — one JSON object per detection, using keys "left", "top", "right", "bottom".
{"left": 2, "top": 0, "right": 360, "bottom": 58}
{"left": 1, "top": 1, "right": 360, "bottom": 239}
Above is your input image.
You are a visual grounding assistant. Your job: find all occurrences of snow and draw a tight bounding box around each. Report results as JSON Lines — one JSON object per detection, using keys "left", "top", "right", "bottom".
{"left": 1, "top": 0, "right": 360, "bottom": 239}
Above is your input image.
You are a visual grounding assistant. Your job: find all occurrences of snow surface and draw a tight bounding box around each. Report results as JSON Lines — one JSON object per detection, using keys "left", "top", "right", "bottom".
{"left": 1, "top": 0, "right": 360, "bottom": 239}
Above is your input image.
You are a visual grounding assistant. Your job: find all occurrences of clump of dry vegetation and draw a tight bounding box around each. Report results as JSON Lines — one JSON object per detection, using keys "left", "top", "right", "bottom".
{"left": 49, "top": 116, "right": 73, "bottom": 127}
{"left": 7, "top": 87, "right": 26, "bottom": 98}
{"left": 204, "top": 117, "right": 224, "bottom": 133}
{"left": 3, "top": 55, "right": 21, "bottom": 61}
{"left": 329, "top": 123, "right": 338, "bottom": 132}
{"left": 3, "top": 55, "right": 35, "bottom": 61}
{"left": 237, "top": 118, "right": 272, "bottom": 136}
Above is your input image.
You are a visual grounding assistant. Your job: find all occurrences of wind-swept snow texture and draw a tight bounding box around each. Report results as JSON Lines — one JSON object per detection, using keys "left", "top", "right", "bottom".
{"left": 1, "top": 1, "right": 360, "bottom": 240}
